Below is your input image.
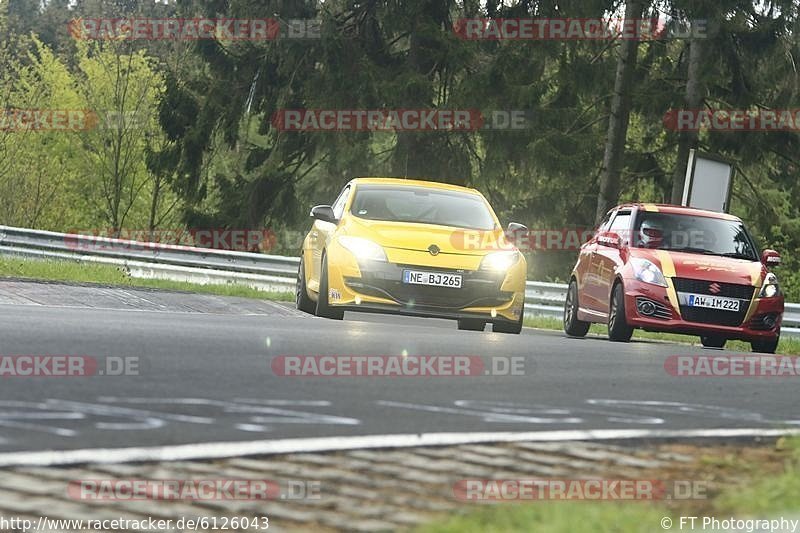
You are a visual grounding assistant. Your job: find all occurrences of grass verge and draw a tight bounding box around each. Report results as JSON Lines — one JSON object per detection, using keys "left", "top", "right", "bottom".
{"left": 418, "top": 439, "right": 800, "bottom": 533}
{"left": 0, "top": 256, "right": 294, "bottom": 302}
{"left": 416, "top": 502, "right": 667, "bottom": 533}
{"left": 713, "top": 437, "right": 800, "bottom": 516}
{"left": 523, "top": 315, "right": 800, "bottom": 355}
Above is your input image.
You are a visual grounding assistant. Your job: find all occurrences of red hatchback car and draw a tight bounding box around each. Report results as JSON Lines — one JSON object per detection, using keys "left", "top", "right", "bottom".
{"left": 564, "top": 204, "right": 784, "bottom": 352}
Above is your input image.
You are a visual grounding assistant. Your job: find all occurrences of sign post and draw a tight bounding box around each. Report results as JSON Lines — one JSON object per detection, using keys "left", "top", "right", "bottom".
{"left": 681, "top": 150, "right": 735, "bottom": 213}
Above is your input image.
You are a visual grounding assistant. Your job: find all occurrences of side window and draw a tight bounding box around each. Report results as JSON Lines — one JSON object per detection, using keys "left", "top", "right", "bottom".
{"left": 597, "top": 211, "right": 614, "bottom": 233}
{"left": 608, "top": 211, "right": 632, "bottom": 243}
{"left": 331, "top": 185, "right": 351, "bottom": 220}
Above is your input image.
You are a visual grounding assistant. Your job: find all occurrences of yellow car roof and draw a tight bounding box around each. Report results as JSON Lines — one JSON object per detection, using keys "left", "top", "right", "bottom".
{"left": 350, "top": 177, "right": 480, "bottom": 195}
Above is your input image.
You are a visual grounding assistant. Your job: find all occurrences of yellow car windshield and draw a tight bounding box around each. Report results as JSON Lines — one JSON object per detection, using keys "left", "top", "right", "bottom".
{"left": 350, "top": 184, "right": 496, "bottom": 230}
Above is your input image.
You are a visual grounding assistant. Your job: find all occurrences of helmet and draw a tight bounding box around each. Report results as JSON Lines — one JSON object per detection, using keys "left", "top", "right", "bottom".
{"left": 638, "top": 219, "right": 664, "bottom": 248}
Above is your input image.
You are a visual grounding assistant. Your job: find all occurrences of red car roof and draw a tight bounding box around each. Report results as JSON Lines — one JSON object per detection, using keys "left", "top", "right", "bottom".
{"left": 614, "top": 203, "right": 741, "bottom": 221}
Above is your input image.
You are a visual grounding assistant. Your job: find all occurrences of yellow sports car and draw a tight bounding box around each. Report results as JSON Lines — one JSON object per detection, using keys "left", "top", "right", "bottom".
{"left": 296, "top": 177, "right": 528, "bottom": 333}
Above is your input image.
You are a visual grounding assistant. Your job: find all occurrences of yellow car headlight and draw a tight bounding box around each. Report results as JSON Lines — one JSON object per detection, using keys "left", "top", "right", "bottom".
{"left": 338, "top": 236, "right": 387, "bottom": 262}
{"left": 480, "top": 251, "right": 520, "bottom": 271}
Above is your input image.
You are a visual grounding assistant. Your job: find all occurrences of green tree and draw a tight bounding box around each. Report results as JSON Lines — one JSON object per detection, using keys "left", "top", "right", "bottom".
{"left": 71, "top": 39, "right": 176, "bottom": 234}
{"left": 0, "top": 33, "right": 81, "bottom": 228}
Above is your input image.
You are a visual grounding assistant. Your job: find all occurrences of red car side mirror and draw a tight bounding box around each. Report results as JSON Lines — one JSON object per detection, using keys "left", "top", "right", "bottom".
{"left": 761, "top": 249, "right": 781, "bottom": 266}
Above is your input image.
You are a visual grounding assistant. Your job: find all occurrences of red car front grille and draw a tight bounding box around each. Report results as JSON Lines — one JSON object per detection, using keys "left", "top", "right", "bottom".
{"left": 672, "top": 278, "right": 754, "bottom": 327}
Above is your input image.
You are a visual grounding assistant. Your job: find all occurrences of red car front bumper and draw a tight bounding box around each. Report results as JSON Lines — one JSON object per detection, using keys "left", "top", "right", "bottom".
{"left": 622, "top": 279, "right": 783, "bottom": 342}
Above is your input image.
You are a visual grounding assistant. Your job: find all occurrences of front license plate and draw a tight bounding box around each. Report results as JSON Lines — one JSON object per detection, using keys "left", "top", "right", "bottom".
{"left": 687, "top": 293, "right": 740, "bottom": 312}
{"left": 403, "top": 270, "right": 462, "bottom": 288}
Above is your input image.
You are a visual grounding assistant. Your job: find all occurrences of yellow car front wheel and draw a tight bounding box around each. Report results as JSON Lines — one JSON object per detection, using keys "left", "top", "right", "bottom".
{"left": 315, "top": 252, "right": 344, "bottom": 320}
{"left": 295, "top": 256, "right": 316, "bottom": 315}
{"left": 493, "top": 311, "right": 523, "bottom": 334}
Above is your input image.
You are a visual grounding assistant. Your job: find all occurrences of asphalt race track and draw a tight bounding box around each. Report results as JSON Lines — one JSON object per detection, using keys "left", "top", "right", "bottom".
{"left": 0, "top": 280, "right": 797, "bottom": 455}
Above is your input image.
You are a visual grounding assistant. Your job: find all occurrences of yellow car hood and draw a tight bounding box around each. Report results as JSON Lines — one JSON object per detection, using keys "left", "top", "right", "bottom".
{"left": 345, "top": 217, "right": 506, "bottom": 256}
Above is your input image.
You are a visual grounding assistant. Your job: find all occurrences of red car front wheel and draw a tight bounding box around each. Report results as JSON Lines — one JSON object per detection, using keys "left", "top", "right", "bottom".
{"left": 564, "top": 279, "right": 590, "bottom": 337}
{"left": 751, "top": 333, "right": 779, "bottom": 354}
{"left": 608, "top": 283, "right": 634, "bottom": 342}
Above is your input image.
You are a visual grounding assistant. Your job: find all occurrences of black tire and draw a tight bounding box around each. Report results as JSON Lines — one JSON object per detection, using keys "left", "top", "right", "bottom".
{"left": 751, "top": 333, "right": 779, "bottom": 354}
{"left": 295, "top": 256, "right": 316, "bottom": 314}
{"left": 700, "top": 335, "right": 726, "bottom": 349}
{"left": 564, "top": 279, "right": 590, "bottom": 337}
{"left": 608, "top": 282, "right": 634, "bottom": 342}
{"left": 315, "top": 252, "right": 344, "bottom": 320}
{"left": 493, "top": 311, "right": 523, "bottom": 334}
{"left": 458, "top": 318, "right": 485, "bottom": 331}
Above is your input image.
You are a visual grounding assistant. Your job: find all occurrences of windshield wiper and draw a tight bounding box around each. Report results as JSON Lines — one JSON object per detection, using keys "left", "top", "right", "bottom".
{"left": 669, "top": 247, "right": 755, "bottom": 261}
{"left": 718, "top": 252, "right": 756, "bottom": 261}
{"left": 668, "top": 247, "right": 717, "bottom": 255}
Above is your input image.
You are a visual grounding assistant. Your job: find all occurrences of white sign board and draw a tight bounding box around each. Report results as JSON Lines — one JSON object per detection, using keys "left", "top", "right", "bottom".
{"left": 681, "top": 150, "right": 734, "bottom": 213}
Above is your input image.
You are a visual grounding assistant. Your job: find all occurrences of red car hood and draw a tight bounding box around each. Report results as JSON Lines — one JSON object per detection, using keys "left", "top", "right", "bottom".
{"left": 632, "top": 249, "right": 766, "bottom": 286}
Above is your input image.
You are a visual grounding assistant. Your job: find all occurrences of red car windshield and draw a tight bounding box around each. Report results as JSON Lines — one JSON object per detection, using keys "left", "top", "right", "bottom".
{"left": 632, "top": 212, "right": 759, "bottom": 261}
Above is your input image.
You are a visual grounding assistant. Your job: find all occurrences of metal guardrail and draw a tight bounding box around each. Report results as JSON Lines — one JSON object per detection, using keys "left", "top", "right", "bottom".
{"left": 0, "top": 225, "right": 299, "bottom": 277}
{"left": 1, "top": 224, "right": 798, "bottom": 336}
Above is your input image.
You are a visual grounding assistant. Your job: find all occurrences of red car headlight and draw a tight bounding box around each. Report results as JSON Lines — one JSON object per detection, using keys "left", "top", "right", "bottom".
{"left": 759, "top": 272, "right": 780, "bottom": 298}
{"left": 631, "top": 258, "right": 668, "bottom": 287}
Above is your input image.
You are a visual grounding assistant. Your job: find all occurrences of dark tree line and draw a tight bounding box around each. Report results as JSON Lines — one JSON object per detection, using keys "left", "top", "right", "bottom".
{"left": 3, "top": 0, "right": 799, "bottom": 293}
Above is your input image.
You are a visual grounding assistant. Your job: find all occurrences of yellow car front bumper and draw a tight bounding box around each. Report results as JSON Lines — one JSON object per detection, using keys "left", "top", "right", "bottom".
{"left": 322, "top": 241, "right": 526, "bottom": 322}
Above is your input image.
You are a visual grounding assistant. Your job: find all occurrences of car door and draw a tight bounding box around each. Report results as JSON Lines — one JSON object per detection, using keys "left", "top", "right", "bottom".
{"left": 592, "top": 210, "right": 632, "bottom": 314}
{"left": 308, "top": 185, "right": 350, "bottom": 290}
{"left": 579, "top": 210, "right": 613, "bottom": 314}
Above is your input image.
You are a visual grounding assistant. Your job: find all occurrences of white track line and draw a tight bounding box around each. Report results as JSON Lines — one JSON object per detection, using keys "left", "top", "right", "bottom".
{"left": 0, "top": 302, "right": 295, "bottom": 317}
{"left": 1, "top": 428, "right": 799, "bottom": 467}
